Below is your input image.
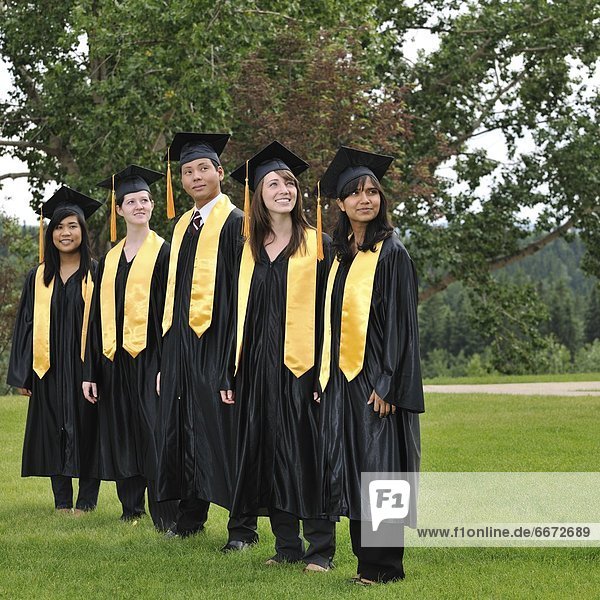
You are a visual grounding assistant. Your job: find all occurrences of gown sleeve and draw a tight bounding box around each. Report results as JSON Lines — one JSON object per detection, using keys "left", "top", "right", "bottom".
{"left": 218, "top": 213, "right": 244, "bottom": 391}
{"left": 6, "top": 267, "right": 37, "bottom": 389}
{"left": 82, "top": 257, "right": 105, "bottom": 383}
{"left": 373, "top": 244, "right": 425, "bottom": 413}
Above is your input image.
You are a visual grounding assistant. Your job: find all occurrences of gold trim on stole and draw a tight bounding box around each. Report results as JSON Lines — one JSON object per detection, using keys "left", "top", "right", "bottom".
{"left": 32, "top": 265, "right": 53, "bottom": 378}
{"left": 80, "top": 271, "right": 94, "bottom": 362}
{"left": 319, "top": 242, "right": 383, "bottom": 388}
{"left": 33, "top": 266, "right": 94, "bottom": 377}
{"left": 318, "top": 259, "right": 340, "bottom": 391}
{"left": 162, "top": 194, "right": 236, "bottom": 337}
{"left": 101, "top": 231, "right": 165, "bottom": 360}
{"left": 236, "top": 230, "right": 319, "bottom": 377}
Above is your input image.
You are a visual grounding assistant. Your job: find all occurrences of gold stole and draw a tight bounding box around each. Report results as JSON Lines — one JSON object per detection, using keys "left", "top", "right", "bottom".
{"left": 236, "top": 230, "right": 318, "bottom": 377}
{"left": 33, "top": 265, "right": 94, "bottom": 378}
{"left": 80, "top": 272, "right": 94, "bottom": 361}
{"left": 319, "top": 243, "right": 382, "bottom": 389}
{"left": 100, "top": 231, "right": 165, "bottom": 360}
{"left": 162, "top": 194, "right": 236, "bottom": 336}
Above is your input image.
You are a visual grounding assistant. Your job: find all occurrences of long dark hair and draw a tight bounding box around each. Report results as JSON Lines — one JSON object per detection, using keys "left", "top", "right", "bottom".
{"left": 248, "top": 169, "right": 310, "bottom": 262}
{"left": 43, "top": 208, "right": 92, "bottom": 286}
{"left": 332, "top": 175, "right": 393, "bottom": 264}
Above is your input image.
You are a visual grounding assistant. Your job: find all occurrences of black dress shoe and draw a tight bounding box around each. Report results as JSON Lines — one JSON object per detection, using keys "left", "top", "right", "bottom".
{"left": 120, "top": 511, "right": 146, "bottom": 522}
{"left": 220, "top": 539, "right": 257, "bottom": 553}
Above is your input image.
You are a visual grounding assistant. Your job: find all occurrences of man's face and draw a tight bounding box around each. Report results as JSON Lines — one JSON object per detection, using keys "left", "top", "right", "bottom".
{"left": 181, "top": 158, "right": 224, "bottom": 206}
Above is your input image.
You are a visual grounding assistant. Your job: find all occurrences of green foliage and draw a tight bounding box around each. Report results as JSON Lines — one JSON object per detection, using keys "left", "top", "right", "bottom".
{"left": 0, "top": 211, "right": 37, "bottom": 392}
{"left": 2, "top": 0, "right": 600, "bottom": 357}
{"left": 574, "top": 339, "right": 600, "bottom": 373}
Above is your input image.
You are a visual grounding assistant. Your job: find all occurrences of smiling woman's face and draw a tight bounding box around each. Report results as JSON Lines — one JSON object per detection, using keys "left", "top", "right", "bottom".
{"left": 116, "top": 190, "right": 154, "bottom": 226}
{"left": 336, "top": 176, "right": 381, "bottom": 225}
{"left": 260, "top": 170, "right": 298, "bottom": 217}
{"left": 52, "top": 215, "right": 82, "bottom": 254}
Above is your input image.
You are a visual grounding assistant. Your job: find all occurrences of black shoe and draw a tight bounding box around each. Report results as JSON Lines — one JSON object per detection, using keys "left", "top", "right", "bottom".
{"left": 220, "top": 538, "right": 258, "bottom": 553}
{"left": 120, "top": 511, "right": 146, "bottom": 522}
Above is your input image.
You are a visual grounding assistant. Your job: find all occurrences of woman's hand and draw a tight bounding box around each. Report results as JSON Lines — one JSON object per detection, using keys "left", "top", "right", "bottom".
{"left": 82, "top": 381, "right": 98, "bottom": 404}
{"left": 313, "top": 391, "right": 321, "bottom": 404}
{"left": 367, "top": 390, "right": 396, "bottom": 418}
{"left": 17, "top": 388, "right": 32, "bottom": 397}
{"left": 220, "top": 390, "right": 235, "bottom": 405}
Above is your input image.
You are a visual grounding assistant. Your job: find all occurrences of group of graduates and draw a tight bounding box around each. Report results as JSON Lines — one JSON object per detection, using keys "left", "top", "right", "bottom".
{"left": 7, "top": 133, "right": 424, "bottom": 586}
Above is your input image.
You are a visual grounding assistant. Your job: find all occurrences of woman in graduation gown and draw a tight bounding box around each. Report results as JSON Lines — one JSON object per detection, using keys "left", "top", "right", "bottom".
{"left": 227, "top": 141, "right": 336, "bottom": 571}
{"left": 82, "top": 165, "right": 178, "bottom": 531}
{"left": 318, "top": 147, "right": 424, "bottom": 585}
{"left": 7, "top": 187, "right": 102, "bottom": 513}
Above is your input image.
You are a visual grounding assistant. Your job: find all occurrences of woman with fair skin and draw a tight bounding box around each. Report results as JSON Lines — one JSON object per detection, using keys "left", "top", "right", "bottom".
{"left": 7, "top": 187, "right": 101, "bottom": 514}
{"left": 318, "top": 147, "right": 424, "bottom": 585}
{"left": 227, "top": 142, "right": 336, "bottom": 571}
{"left": 82, "top": 165, "right": 177, "bottom": 531}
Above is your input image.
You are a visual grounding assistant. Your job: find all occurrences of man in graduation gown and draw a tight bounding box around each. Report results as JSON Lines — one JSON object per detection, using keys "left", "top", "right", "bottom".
{"left": 156, "top": 133, "right": 258, "bottom": 548}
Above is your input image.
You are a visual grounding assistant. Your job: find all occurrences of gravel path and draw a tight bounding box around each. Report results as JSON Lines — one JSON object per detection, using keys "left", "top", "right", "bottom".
{"left": 423, "top": 381, "right": 600, "bottom": 396}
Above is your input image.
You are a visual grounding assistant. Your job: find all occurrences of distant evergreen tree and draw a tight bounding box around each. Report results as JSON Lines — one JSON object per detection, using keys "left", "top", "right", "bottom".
{"left": 542, "top": 280, "right": 582, "bottom": 356}
{"left": 584, "top": 285, "right": 600, "bottom": 343}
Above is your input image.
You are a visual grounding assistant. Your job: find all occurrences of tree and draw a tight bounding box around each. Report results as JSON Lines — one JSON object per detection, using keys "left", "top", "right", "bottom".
{"left": 0, "top": 211, "right": 37, "bottom": 392}
{"left": 2, "top": 1, "right": 600, "bottom": 373}
{"left": 584, "top": 285, "right": 600, "bottom": 343}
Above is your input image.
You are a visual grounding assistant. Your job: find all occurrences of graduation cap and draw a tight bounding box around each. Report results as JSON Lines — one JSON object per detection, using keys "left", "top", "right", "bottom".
{"left": 36, "top": 186, "right": 102, "bottom": 262}
{"left": 163, "top": 132, "right": 231, "bottom": 221}
{"left": 230, "top": 140, "right": 309, "bottom": 192}
{"left": 230, "top": 141, "right": 323, "bottom": 260}
{"left": 319, "top": 146, "right": 394, "bottom": 198}
{"left": 165, "top": 132, "right": 230, "bottom": 166}
{"left": 97, "top": 165, "right": 164, "bottom": 243}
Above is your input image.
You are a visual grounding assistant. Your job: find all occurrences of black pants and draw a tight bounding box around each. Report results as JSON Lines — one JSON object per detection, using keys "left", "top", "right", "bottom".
{"left": 269, "top": 508, "right": 336, "bottom": 568}
{"left": 349, "top": 519, "right": 405, "bottom": 582}
{"left": 176, "top": 497, "right": 258, "bottom": 542}
{"left": 116, "top": 476, "right": 179, "bottom": 531}
{"left": 51, "top": 475, "right": 100, "bottom": 510}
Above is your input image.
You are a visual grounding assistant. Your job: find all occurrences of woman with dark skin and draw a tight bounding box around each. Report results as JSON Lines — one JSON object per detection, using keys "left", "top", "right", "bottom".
{"left": 7, "top": 187, "right": 102, "bottom": 514}
{"left": 228, "top": 142, "right": 336, "bottom": 571}
{"left": 82, "top": 165, "right": 178, "bottom": 531}
{"left": 318, "top": 147, "right": 424, "bottom": 585}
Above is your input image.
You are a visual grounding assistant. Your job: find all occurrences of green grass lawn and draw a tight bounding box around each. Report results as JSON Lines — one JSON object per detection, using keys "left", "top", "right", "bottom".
{"left": 1, "top": 392, "right": 599, "bottom": 599}
{"left": 424, "top": 372, "right": 600, "bottom": 385}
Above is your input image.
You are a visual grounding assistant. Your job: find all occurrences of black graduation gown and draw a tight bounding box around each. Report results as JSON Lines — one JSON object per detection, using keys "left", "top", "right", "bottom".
{"left": 231, "top": 236, "right": 331, "bottom": 519}
{"left": 319, "top": 234, "right": 424, "bottom": 521}
{"left": 155, "top": 209, "right": 244, "bottom": 506}
{"left": 7, "top": 266, "right": 99, "bottom": 478}
{"left": 83, "top": 241, "right": 170, "bottom": 481}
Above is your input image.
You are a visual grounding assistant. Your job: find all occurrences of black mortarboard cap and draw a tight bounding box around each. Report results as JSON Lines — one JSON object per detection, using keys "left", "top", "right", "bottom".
{"left": 230, "top": 140, "right": 309, "bottom": 192}
{"left": 164, "top": 132, "right": 230, "bottom": 166}
{"left": 320, "top": 146, "right": 394, "bottom": 198}
{"left": 37, "top": 186, "right": 102, "bottom": 220}
{"left": 97, "top": 164, "right": 163, "bottom": 201}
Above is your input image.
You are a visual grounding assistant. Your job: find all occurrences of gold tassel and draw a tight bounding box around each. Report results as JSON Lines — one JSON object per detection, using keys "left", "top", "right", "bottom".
{"left": 243, "top": 159, "right": 251, "bottom": 239}
{"left": 166, "top": 146, "right": 175, "bottom": 219}
{"left": 110, "top": 173, "right": 117, "bottom": 243}
{"left": 38, "top": 205, "right": 44, "bottom": 263}
{"left": 316, "top": 180, "right": 324, "bottom": 261}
